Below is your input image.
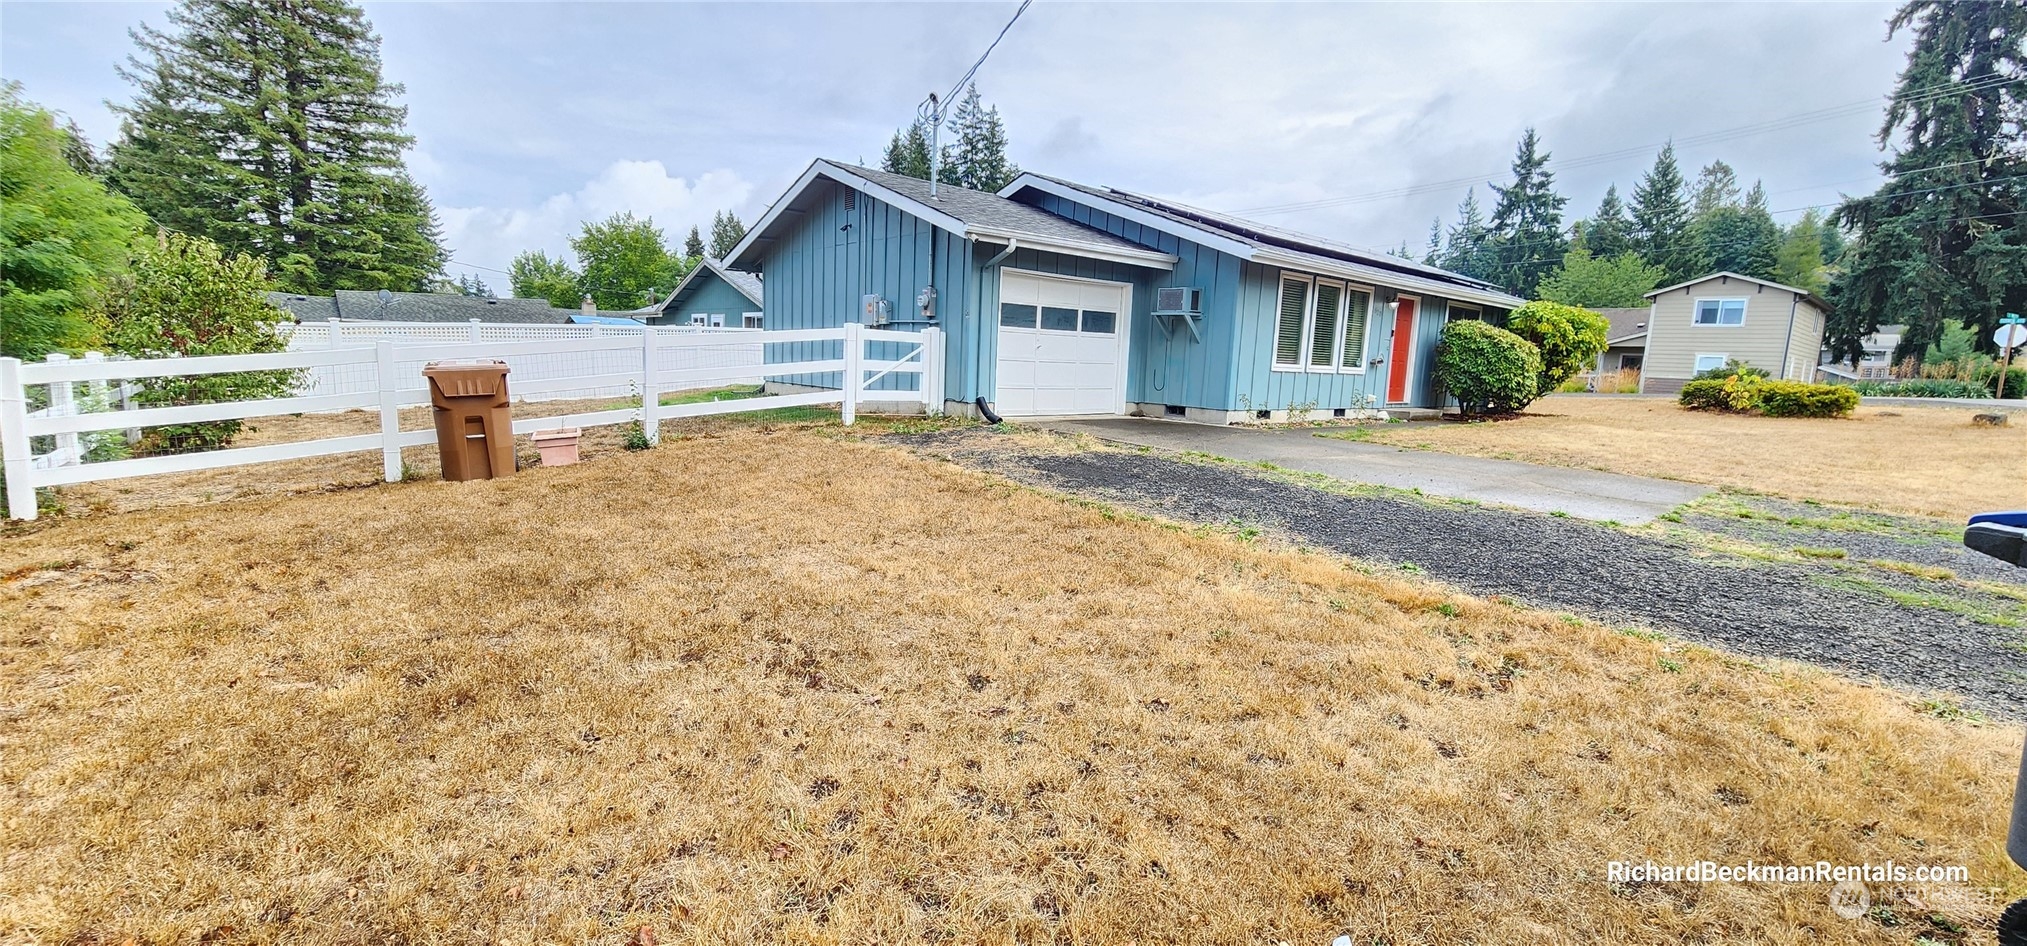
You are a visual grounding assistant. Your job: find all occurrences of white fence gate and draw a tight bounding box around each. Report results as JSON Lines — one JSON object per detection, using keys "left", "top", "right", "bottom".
{"left": 1, "top": 324, "right": 943, "bottom": 521}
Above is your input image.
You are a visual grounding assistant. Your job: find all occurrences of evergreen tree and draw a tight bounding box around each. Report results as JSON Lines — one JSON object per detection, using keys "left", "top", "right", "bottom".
{"left": 1485, "top": 128, "right": 1569, "bottom": 298}
{"left": 1774, "top": 211, "right": 1829, "bottom": 293}
{"left": 59, "top": 118, "right": 104, "bottom": 180}
{"left": 1583, "top": 185, "right": 1634, "bottom": 259}
{"left": 1439, "top": 189, "right": 1493, "bottom": 280}
{"left": 1422, "top": 218, "right": 1443, "bottom": 266}
{"left": 880, "top": 120, "right": 933, "bottom": 180}
{"left": 1630, "top": 144, "right": 1701, "bottom": 282}
{"left": 1829, "top": 0, "right": 2026, "bottom": 363}
{"left": 683, "top": 225, "right": 706, "bottom": 260}
{"left": 574, "top": 212, "right": 683, "bottom": 310}
{"left": 451, "top": 273, "right": 493, "bottom": 298}
{"left": 508, "top": 250, "right": 580, "bottom": 308}
{"left": 708, "top": 210, "right": 747, "bottom": 259}
{"left": 1690, "top": 160, "right": 1742, "bottom": 216}
{"left": 944, "top": 83, "right": 1021, "bottom": 192}
{"left": 1, "top": 84, "right": 150, "bottom": 359}
{"left": 106, "top": 0, "right": 447, "bottom": 293}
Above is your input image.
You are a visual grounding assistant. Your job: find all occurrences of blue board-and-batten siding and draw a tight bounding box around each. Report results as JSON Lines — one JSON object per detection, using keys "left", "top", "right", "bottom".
{"left": 650, "top": 274, "right": 756, "bottom": 328}
{"left": 745, "top": 179, "right": 970, "bottom": 396}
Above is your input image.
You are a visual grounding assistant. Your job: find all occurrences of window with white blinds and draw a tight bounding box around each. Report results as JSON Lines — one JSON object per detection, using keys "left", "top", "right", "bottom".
{"left": 1340, "top": 287, "right": 1371, "bottom": 370}
{"left": 1273, "top": 275, "right": 1371, "bottom": 373}
{"left": 1274, "top": 277, "right": 1308, "bottom": 367}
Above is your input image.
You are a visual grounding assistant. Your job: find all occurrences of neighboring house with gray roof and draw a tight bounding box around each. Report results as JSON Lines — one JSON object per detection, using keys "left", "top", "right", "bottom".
{"left": 265, "top": 290, "right": 645, "bottom": 325}
{"left": 1592, "top": 307, "right": 1650, "bottom": 378}
{"left": 647, "top": 258, "right": 764, "bottom": 328}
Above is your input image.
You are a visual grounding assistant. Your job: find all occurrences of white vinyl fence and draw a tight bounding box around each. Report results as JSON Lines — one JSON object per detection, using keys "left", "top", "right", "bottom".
{"left": 283, "top": 319, "right": 766, "bottom": 402}
{"left": 1, "top": 324, "right": 943, "bottom": 520}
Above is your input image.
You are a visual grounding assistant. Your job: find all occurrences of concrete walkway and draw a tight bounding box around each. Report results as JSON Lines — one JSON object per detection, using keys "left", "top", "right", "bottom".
{"left": 1039, "top": 418, "right": 1711, "bottom": 524}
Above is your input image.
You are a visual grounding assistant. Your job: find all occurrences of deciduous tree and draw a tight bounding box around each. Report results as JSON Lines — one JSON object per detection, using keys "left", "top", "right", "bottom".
{"left": 574, "top": 212, "right": 683, "bottom": 311}
{"left": 1535, "top": 235, "right": 1667, "bottom": 309}
{"left": 508, "top": 250, "right": 579, "bottom": 308}
{"left": 0, "top": 84, "right": 149, "bottom": 359}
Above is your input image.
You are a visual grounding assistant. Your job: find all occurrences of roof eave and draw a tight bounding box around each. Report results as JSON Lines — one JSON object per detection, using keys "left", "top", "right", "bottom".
{"left": 967, "top": 227, "right": 1178, "bottom": 270}
{"left": 1249, "top": 248, "right": 1526, "bottom": 310}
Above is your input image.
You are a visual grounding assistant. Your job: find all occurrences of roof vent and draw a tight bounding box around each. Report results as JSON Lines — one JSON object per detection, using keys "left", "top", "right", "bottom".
{"left": 844, "top": 191, "right": 856, "bottom": 212}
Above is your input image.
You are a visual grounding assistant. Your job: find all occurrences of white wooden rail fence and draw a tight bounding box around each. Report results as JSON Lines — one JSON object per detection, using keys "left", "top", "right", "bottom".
{"left": 1, "top": 324, "right": 943, "bottom": 521}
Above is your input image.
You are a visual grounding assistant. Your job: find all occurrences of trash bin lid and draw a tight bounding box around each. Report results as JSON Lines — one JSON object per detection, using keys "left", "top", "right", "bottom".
{"left": 423, "top": 360, "right": 510, "bottom": 397}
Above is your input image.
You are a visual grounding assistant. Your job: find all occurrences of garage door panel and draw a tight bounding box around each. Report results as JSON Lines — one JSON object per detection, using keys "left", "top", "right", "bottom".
{"left": 994, "top": 271, "right": 1128, "bottom": 417}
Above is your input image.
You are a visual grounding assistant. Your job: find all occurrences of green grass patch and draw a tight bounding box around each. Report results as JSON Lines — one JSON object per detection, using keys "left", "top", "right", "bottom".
{"left": 659, "top": 384, "right": 766, "bottom": 406}
{"left": 1793, "top": 546, "right": 1848, "bottom": 560}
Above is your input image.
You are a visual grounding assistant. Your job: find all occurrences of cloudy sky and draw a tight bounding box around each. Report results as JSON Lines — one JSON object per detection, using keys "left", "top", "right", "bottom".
{"left": 4, "top": 1, "right": 1912, "bottom": 295}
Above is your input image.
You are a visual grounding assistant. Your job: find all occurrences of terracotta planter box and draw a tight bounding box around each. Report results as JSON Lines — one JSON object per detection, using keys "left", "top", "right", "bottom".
{"left": 532, "top": 427, "right": 581, "bottom": 466}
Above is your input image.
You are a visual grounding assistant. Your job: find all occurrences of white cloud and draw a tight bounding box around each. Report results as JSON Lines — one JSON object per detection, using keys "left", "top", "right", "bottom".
{"left": 439, "top": 161, "right": 754, "bottom": 296}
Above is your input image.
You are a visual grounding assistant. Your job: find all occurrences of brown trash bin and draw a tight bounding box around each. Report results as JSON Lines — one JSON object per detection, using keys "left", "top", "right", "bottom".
{"left": 422, "top": 360, "right": 515, "bottom": 481}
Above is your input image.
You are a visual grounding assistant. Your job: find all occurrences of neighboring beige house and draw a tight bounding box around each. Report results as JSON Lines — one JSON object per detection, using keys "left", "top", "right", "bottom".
{"left": 1818, "top": 324, "right": 1905, "bottom": 381}
{"left": 1592, "top": 307, "right": 1650, "bottom": 377}
{"left": 1637, "top": 272, "right": 1831, "bottom": 395}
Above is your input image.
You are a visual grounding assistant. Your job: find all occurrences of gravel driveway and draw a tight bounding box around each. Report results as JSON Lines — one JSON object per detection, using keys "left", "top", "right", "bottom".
{"left": 912, "top": 429, "right": 2027, "bottom": 717}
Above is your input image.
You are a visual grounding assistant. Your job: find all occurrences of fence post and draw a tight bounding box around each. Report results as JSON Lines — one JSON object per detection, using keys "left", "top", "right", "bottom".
{"left": 920, "top": 327, "right": 944, "bottom": 415}
{"left": 469, "top": 318, "right": 483, "bottom": 343}
{"left": 328, "top": 318, "right": 343, "bottom": 350}
{"left": 376, "top": 340, "right": 402, "bottom": 482}
{"left": 43, "top": 353, "right": 80, "bottom": 468}
{"left": 841, "top": 321, "right": 863, "bottom": 426}
{"left": 639, "top": 325, "right": 661, "bottom": 445}
{"left": 0, "top": 358, "right": 35, "bottom": 520}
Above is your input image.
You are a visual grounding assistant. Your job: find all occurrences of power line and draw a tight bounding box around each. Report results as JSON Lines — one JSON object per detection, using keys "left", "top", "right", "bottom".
{"left": 1236, "top": 73, "right": 2017, "bottom": 218}
{"left": 943, "top": 0, "right": 1032, "bottom": 107}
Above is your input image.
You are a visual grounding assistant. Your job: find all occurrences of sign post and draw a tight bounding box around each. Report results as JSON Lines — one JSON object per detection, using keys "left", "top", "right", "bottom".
{"left": 1996, "top": 314, "right": 2025, "bottom": 401}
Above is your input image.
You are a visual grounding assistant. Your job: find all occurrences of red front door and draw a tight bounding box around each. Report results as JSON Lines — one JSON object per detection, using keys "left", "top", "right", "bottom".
{"left": 1386, "top": 297, "right": 1418, "bottom": 403}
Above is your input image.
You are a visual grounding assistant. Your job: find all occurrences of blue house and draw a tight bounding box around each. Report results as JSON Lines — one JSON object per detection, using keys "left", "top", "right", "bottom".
{"left": 726, "top": 160, "right": 1523, "bottom": 422}
{"left": 650, "top": 257, "right": 765, "bottom": 329}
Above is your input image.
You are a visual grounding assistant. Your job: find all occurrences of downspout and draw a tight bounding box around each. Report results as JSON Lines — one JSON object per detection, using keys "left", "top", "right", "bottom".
{"left": 970, "top": 237, "right": 1019, "bottom": 420}
{"left": 1779, "top": 293, "right": 1798, "bottom": 380}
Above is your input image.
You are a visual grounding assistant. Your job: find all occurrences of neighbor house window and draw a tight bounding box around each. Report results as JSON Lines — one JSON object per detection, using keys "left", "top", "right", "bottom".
{"left": 1694, "top": 353, "right": 1729, "bottom": 374}
{"left": 742, "top": 313, "right": 763, "bottom": 329}
{"left": 689, "top": 314, "right": 707, "bottom": 327}
{"left": 1274, "top": 275, "right": 1371, "bottom": 373}
{"left": 1694, "top": 298, "right": 1746, "bottom": 326}
{"left": 710, "top": 314, "right": 725, "bottom": 328}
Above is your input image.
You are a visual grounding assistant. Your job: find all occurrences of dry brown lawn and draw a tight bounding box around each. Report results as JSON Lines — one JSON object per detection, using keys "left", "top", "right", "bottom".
{"left": 1355, "top": 395, "right": 2027, "bottom": 520}
{"left": 2, "top": 429, "right": 2022, "bottom": 944}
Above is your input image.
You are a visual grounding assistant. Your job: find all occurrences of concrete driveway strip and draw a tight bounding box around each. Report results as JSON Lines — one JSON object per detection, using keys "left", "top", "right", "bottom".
{"left": 1040, "top": 418, "right": 1711, "bottom": 524}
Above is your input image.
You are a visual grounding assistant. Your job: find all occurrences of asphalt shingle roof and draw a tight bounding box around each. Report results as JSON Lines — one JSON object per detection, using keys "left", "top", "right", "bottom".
{"left": 834, "top": 163, "right": 1159, "bottom": 255}
{"left": 1594, "top": 307, "right": 1650, "bottom": 343}
{"left": 265, "top": 291, "right": 644, "bottom": 325}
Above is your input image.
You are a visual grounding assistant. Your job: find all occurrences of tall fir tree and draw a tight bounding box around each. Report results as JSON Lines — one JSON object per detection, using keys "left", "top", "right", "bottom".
{"left": 1629, "top": 144, "right": 1701, "bottom": 282}
{"left": 943, "top": 83, "right": 1021, "bottom": 192}
{"left": 683, "top": 225, "right": 706, "bottom": 261}
{"left": 880, "top": 121, "right": 934, "bottom": 180}
{"left": 1829, "top": 0, "right": 2026, "bottom": 363}
{"left": 106, "top": 0, "right": 446, "bottom": 293}
{"left": 708, "top": 210, "right": 747, "bottom": 259}
{"left": 1439, "top": 189, "right": 1493, "bottom": 280}
{"left": 1689, "top": 161, "right": 1742, "bottom": 217}
{"left": 1485, "top": 128, "right": 1569, "bottom": 298}
{"left": 1583, "top": 185, "right": 1634, "bottom": 259}
{"left": 1422, "top": 219, "right": 1443, "bottom": 266}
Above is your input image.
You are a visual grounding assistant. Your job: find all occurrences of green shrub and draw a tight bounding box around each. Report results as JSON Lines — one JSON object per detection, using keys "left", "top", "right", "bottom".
{"left": 1987, "top": 365, "right": 2025, "bottom": 399}
{"left": 1847, "top": 378, "right": 1990, "bottom": 398}
{"left": 1679, "top": 374, "right": 1762, "bottom": 412}
{"left": 1693, "top": 358, "right": 1769, "bottom": 381}
{"left": 1756, "top": 380, "right": 1858, "bottom": 418}
{"left": 1435, "top": 320, "right": 1542, "bottom": 415}
{"left": 1505, "top": 301, "right": 1610, "bottom": 397}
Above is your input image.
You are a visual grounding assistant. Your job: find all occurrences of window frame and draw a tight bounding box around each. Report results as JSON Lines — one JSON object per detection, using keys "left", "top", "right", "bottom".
{"left": 1692, "top": 297, "right": 1748, "bottom": 327}
{"left": 1693, "top": 353, "right": 1730, "bottom": 374}
{"left": 1271, "top": 273, "right": 1374, "bottom": 375}
{"left": 742, "top": 312, "right": 763, "bottom": 329}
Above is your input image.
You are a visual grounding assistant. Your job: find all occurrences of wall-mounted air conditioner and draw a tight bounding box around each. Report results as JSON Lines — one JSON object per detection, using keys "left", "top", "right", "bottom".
{"left": 1153, "top": 287, "right": 1204, "bottom": 342}
{"left": 1153, "top": 287, "right": 1202, "bottom": 315}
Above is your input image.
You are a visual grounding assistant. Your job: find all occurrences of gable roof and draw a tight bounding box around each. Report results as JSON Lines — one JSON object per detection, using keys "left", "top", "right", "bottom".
{"left": 267, "top": 290, "right": 581, "bottom": 324}
{"left": 658, "top": 257, "right": 763, "bottom": 313}
{"left": 998, "top": 172, "right": 1526, "bottom": 310}
{"left": 1644, "top": 271, "right": 1831, "bottom": 313}
{"left": 726, "top": 159, "right": 1178, "bottom": 272}
{"left": 1594, "top": 307, "right": 1650, "bottom": 344}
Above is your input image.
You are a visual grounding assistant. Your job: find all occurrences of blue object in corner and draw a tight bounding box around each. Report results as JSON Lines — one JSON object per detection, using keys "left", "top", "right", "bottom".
{"left": 1969, "top": 510, "right": 2027, "bottom": 528}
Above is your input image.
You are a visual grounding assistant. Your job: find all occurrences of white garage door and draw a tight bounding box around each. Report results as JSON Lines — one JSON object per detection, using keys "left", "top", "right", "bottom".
{"left": 995, "top": 270, "right": 1129, "bottom": 416}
